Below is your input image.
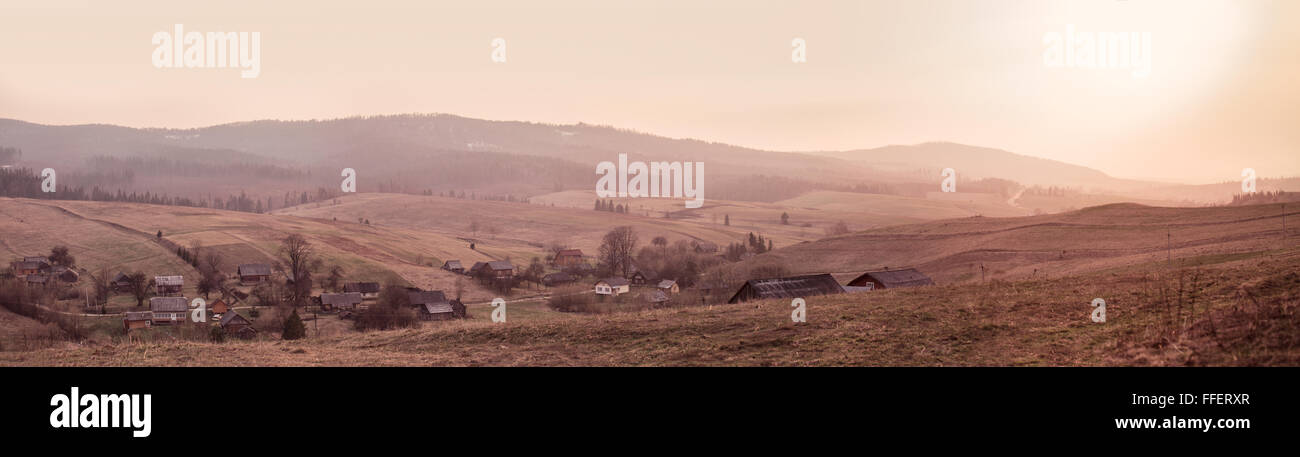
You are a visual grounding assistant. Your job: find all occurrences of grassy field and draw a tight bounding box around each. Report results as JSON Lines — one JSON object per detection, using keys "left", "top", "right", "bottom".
{"left": 2, "top": 197, "right": 1295, "bottom": 366}
{"left": 3, "top": 244, "right": 1294, "bottom": 366}
{"left": 730, "top": 202, "right": 1299, "bottom": 285}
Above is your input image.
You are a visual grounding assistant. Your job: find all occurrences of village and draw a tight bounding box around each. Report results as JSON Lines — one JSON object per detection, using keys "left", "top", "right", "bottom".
{"left": 3, "top": 226, "right": 936, "bottom": 343}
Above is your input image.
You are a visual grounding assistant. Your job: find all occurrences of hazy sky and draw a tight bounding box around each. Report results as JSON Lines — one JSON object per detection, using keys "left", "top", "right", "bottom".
{"left": 1, "top": 0, "right": 1296, "bottom": 183}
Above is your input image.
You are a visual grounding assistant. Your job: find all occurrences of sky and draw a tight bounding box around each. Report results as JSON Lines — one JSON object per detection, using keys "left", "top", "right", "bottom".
{"left": 0, "top": 0, "right": 1296, "bottom": 183}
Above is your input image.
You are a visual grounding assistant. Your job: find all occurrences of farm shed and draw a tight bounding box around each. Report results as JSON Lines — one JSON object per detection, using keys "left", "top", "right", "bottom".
{"left": 727, "top": 274, "right": 845, "bottom": 304}
{"left": 656, "top": 280, "right": 679, "bottom": 294}
{"left": 542, "top": 272, "right": 576, "bottom": 287}
{"left": 442, "top": 260, "right": 464, "bottom": 274}
{"left": 846, "top": 268, "right": 935, "bottom": 290}
{"left": 123, "top": 311, "right": 153, "bottom": 330}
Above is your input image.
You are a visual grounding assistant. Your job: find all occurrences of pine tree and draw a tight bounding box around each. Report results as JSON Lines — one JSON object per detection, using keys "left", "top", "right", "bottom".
{"left": 282, "top": 309, "right": 307, "bottom": 340}
{"left": 724, "top": 214, "right": 730, "bottom": 226}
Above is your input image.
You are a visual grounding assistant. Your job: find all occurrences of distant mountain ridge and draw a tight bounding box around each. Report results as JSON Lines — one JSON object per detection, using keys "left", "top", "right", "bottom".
{"left": 0, "top": 115, "right": 1168, "bottom": 195}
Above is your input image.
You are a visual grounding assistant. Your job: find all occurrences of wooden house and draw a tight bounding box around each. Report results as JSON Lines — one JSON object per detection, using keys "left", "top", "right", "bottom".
{"left": 846, "top": 268, "right": 934, "bottom": 290}
{"left": 110, "top": 271, "right": 133, "bottom": 292}
{"left": 484, "top": 261, "right": 515, "bottom": 280}
{"left": 656, "top": 280, "right": 680, "bottom": 294}
{"left": 237, "top": 263, "right": 272, "bottom": 285}
{"left": 343, "top": 282, "right": 381, "bottom": 299}
{"left": 210, "top": 298, "right": 230, "bottom": 315}
{"left": 123, "top": 311, "right": 153, "bottom": 330}
{"left": 542, "top": 272, "right": 576, "bottom": 287}
{"left": 149, "top": 296, "right": 189, "bottom": 325}
{"left": 594, "top": 277, "right": 630, "bottom": 296}
{"left": 441, "top": 260, "right": 464, "bottom": 274}
{"left": 219, "top": 312, "right": 257, "bottom": 339}
{"left": 320, "top": 292, "right": 363, "bottom": 312}
{"left": 409, "top": 290, "right": 453, "bottom": 321}
{"left": 552, "top": 249, "right": 584, "bottom": 267}
{"left": 155, "top": 275, "right": 184, "bottom": 296}
{"left": 468, "top": 262, "right": 487, "bottom": 276}
{"left": 727, "top": 274, "right": 845, "bottom": 304}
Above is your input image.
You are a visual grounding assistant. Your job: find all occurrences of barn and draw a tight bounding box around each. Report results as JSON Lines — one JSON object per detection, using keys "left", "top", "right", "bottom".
{"left": 237, "top": 263, "right": 272, "bottom": 285}
{"left": 320, "top": 292, "right": 363, "bottom": 312}
{"left": 442, "top": 260, "right": 464, "bottom": 274}
{"left": 727, "top": 274, "right": 845, "bottom": 304}
{"left": 552, "top": 249, "right": 584, "bottom": 267}
{"left": 409, "top": 290, "right": 456, "bottom": 320}
{"left": 111, "top": 271, "right": 133, "bottom": 292}
{"left": 846, "top": 268, "right": 935, "bottom": 290}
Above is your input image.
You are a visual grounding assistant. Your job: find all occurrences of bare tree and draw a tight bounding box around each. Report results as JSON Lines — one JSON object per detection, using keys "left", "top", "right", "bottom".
{"left": 279, "top": 234, "right": 315, "bottom": 306}
{"left": 127, "top": 272, "right": 152, "bottom": 307}
{"left": 598, "top": 226, "right": 638, "bottom": 278}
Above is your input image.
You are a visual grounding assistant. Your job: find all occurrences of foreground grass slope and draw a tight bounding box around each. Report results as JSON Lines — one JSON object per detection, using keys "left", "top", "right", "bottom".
{"left": 4, "top": 244, "right": 1295, "bottom": 366}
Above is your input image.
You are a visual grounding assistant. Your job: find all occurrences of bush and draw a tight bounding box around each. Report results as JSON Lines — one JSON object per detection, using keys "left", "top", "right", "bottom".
{"left": 209, "top": 325, "right": 226, "bottom": 343}
{"left": 282, "top": 309, "right": 306, "bottom": 340}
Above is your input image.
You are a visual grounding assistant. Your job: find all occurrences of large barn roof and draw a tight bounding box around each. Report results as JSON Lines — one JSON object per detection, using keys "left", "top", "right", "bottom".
{"left": 150, "top": 296, "right": 189, "bottom": 312}
{"left": 321, "top": 292, "right": 363, "bottom": 306}
{"left": 408, "top": 290, "right": 449, "bottom": 306}
{"left": 238, "top": 263, "right": 272, "bottom": 276}
{"left": 847, "top": 268, "right": 934, "bottom": 289}
{"left": 728, "top": 274, "right": 845, "bottom": 304}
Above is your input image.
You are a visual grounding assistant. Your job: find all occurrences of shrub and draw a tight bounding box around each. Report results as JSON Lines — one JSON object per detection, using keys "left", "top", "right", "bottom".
{"left": 282, "top": 309, "right": 306, "bottom": 340}
{"left": 209, "top": 325, "right": 226, "bottom": 343}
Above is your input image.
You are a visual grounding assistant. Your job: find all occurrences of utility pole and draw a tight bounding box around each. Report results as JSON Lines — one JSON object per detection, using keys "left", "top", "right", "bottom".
{"left": 1167, "top": 228, "right": 1172, "bottom": 266}
{"left": 1284, "top": 203, "right": 1287, "bottom": 240}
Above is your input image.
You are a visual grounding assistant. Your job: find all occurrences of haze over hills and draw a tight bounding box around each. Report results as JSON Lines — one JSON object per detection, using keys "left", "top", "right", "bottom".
{"left": 3, "top": 114, "right": 1263, "bottom": 205}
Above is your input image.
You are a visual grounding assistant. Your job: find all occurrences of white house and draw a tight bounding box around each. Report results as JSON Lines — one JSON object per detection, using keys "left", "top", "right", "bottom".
{"left": 594, "top": 277, "right": 630, "bottom": 296}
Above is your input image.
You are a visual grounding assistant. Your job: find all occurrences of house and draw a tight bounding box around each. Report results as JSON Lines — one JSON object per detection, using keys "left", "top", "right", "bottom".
{"left": 10, "top": 259, "right": 48, "bottom": 277}
{"left": 210, "top": 298, "right": 230, "bottom": 315}
{"left": 552, "top": 249, "right": 584, "bottom": 267}
{"left": 625, "top": 262, "right": 654, "bottom": 285}
{"left": 484, "top": 261, "right": 515, "bottom": 280}
{"left": 237, "top": 263, "right": 272, "bottom": 285}
{"left": 408, "top": 290, "right": 456, "bottom": 321}
{"left": 343, "top": 282, "right": 381, "bottom": 299}
{"left": 845, "top": 268, "right": 935, "bottom": 290}
{"left": 594, "top": 277, "right": 630, "bottom": 296}
{"left": 149, "top": 296, "right": 190, "bottom": 325}
{"left": 320, "top": 292, "right": 363, "bottom": 312}
{"left": 110, "top": 271, "right": 133, "bottom": 292}
{"left": 441, "top": 260, "right": 464, "bottom": 274}
{"left": 219, "top": 312, "right": 257, "bottom": 339}
{"left": 727, "top": 274, "right": 845, "bottom": 304}
{"left": 542, "top": 272, "right": 576, "bottom": 287}
{"left": 123, "top": 311, "right": 153, "bottom": 330}
{"left": 155, "top": 275, "right": 184, "bottom": 296}
{"left": 656, "top": 280, "right": 680, "bottom": 294}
